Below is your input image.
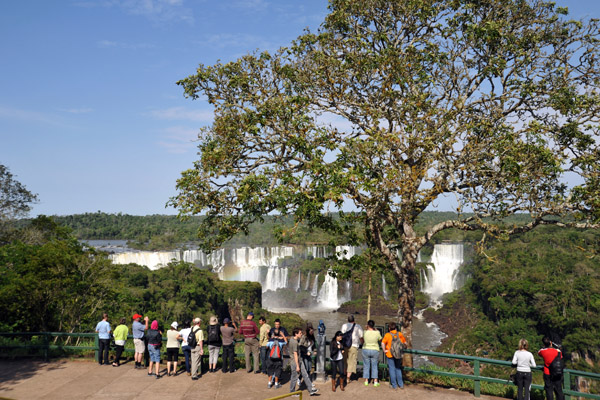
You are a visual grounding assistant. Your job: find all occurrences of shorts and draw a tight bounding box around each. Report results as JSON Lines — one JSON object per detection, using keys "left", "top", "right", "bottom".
{"left": 148, "top": 344, "right": 161, "bottom": 363}
{"left": 167, "top": 347, "right": 179, "bottom": 362}
{"left": 134, "top": 338, "right": 145, "bottom": 353}
{"left": 343, "top": 346, "right": 358, "bottom": 374}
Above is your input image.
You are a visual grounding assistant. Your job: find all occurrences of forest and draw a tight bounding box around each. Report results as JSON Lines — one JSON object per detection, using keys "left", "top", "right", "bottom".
{"left": 2, "top": 213, "right": 599, "bottom": 375}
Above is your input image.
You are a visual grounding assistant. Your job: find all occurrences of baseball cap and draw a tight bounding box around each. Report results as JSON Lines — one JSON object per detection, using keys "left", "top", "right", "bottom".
{"left": 248, "top": 311, "right": 254, "bottom": 317}
{"left": 223, "top": 317, "right": 231, "bottom": 324}
{"left": 132, "top": 313, "right": 142, "bottom": 320}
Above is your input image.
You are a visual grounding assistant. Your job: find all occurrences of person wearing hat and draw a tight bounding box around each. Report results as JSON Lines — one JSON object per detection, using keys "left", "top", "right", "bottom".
{"left": 190, "top": 317, "right": 204, "bottom": 380}
{"left": 220, "top": 317, "right": 238, "bottom": 373}
{"left": 206, "top": 316, "right": 222, "bottom": 373}
{"left": 239, "top": 311, "right": 261, "bottom": 374}
{"left": 166, "top": 321, "right": 181, "bottom": 376}
{"left": 132, "top": 313, "right": 149, "bottom": 369}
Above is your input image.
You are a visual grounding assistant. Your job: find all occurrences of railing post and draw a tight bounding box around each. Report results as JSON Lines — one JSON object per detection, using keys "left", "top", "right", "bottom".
{"left": 564, "top": 370, "right": 571, "bottom": 400}
{"left": 94, "top": 333, "right": 99, "bottom": 363}
{"left": 43, "top": 333, "right": 49, "bottom": 361}
{"left": 473, "top": 359, "right": 481, "bottom": 397}
{"left": 316, "top": 334, "right": 327, "bottom": 382}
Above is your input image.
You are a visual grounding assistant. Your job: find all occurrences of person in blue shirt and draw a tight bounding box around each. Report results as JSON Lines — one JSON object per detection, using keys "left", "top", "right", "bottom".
{"left": 95, "top": 313, "right": 111, "bottom": 365}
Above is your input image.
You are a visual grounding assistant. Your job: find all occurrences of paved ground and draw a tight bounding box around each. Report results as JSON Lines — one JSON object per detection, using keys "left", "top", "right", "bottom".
{"left": 0, "top": 359, "right": 505, "bottom": 400}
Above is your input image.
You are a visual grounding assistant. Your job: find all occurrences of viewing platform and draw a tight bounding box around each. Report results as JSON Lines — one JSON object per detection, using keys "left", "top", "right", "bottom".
{"left": 0, "top": 359, "right": 505, "bottom": 400}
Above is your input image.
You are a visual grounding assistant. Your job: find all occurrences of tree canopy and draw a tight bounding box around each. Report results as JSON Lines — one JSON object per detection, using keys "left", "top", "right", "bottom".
{"left": 0, "top": 164, "right": 38, "bottom": 221}
{"left": 170, "top": 0, "right": 600, "bottom": 351}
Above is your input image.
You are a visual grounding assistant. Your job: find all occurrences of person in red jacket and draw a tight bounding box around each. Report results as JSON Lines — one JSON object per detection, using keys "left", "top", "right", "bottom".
{"left": 538, "top": 337, "right": 564, "bottom": 400}
{"left": 239, "top": 311, "right": 261, "bottom": 373}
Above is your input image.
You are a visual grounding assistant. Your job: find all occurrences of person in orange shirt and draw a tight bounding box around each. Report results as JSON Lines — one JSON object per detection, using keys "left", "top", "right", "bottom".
{"left": 381, "top": 322, "right": 407, "bottom": 389}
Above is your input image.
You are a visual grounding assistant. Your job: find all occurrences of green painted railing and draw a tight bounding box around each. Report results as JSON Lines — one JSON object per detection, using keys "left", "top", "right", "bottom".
{"left": 2, "top": 332, "right": 599, "bottom": 399}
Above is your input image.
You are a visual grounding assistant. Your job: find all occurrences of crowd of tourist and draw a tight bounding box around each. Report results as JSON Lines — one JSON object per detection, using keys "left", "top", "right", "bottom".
{"left": 95, "top": 312, "right": 410, "bottom": 396}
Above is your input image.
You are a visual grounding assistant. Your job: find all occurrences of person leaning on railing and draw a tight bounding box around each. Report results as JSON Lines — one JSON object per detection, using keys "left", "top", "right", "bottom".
{"left": 512, "top": 339, "right": 536, "bottom": 400}
{"left": 112, "top": 317, "right": 128, "bottom": 367}
{"left": 362, "top": 319, "right": 382, "bottom": 387}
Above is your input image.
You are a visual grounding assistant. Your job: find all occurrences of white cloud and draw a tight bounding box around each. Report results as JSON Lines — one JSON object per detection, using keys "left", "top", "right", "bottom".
{"left": 157, "top": 125, "right": 199, "bottom": 154}
{"left": 149, "top": 107, "right": 214, "bottom": 122}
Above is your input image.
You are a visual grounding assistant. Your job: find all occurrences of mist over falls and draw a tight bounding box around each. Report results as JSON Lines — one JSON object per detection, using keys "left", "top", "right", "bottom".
{"left": 103, "top": 243, "right": 466, "bottom": 310}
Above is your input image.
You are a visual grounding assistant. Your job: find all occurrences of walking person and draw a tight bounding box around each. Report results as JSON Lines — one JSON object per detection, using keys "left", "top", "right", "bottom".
{"left": 362, "top": 319, "right": 382, "bottom": 386}
{"left": 166, "top": 321, "right": 181, "bottom": 376}
{"left": 190, "top": 317, "right": 204, "bottom": 380}
{"left": 258, "top": 316, "right": 271, "bottom": 374}
{"left": 239, "top": 311, "right": 260, "bottom": 373}
{"left": 330, "top": 331, "right": 346, "bottom": 392}
{"left": 538, "top": 337, "right": 565, "bottom": 400}
{"left": 341, "top": 314, "right": 363, "bottom": 382}
{"left": 146, "top": 320, "right": 162, "bottom": 379}
{"left": 95, "top": 313, "right": 111, "bottom": 366}
{"left": 299, "top": 322, "right": 316, "bottom": 381}
{"left": 381, "top": 322, "right": 407, "bottom": 389}
{"left": 207, "top": 316, "right": 222, "bottom": 372}
{"left": 288, "top": 327, "right": 318, "bottom": 396}
{"left": 179, "top": 320, "right": 192, "bottom": 376}
{"left": 132, "top": 314, "right": 149, "bottom": 369}
{"left": 512, "top": 338, "right": 536, "bottom": 400}
{"left": 112, "top": 317, "right": 128, "bottom": 367}
{"left": 220, "top": 317, "right": 237, "bottom": 373}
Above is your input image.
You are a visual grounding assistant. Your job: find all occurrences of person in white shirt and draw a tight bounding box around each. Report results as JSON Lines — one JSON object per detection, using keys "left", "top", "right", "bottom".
{"left": 512, "top": 338, "right": 536, "bottom": 400}
{"left": 340, "top": 315, "right": 364, "bottom": 382}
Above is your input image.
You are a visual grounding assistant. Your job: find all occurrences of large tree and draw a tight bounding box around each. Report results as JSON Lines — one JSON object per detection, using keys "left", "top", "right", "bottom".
{"left": 171, "top": 0, "right": 600, "bottom": 355}
{"left": 0, "top": 164, "right": 38, "bottom": 221}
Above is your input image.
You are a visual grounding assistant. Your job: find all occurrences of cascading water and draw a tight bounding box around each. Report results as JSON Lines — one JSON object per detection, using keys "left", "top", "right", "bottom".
{"left": 295, "top": 270, "right": 301, "bottom": 292}
{"left": 109, "top": 251, "right": 180, "bottom": 270}
{"left": 382, "top": 274, "right": 389, "bottom": 300}
{"left": 304, "top": 271, "right": 311, "bottom": 291}
{"left": 264, "top": 266, "right": 289, "bottom": 292}
{"left": 311, "top": 274, "right": 319, "bottom": 297}
{"left": 421, "top": 243, "right": 464, "bottom": 304}
{"left": 317, "top": 272, "right": 339, "bottom": 308}
{"left": 335, "top": 245, "right": 356, "bottom": 259}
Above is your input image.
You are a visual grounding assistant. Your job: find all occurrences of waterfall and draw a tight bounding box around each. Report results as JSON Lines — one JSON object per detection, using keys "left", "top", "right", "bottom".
{"left": 311, "top": 274, "right": 319, "bottom": 297}
{"left": 109, "top": 251, "right": 180, "bottom": 270}
{"left": 421, "top": 243, "right": 464, "bottom": 303}
{"left": 345, "top": 280, "right": 352, "bottom": 302}
{"left": 264, "top": 266, "right": 289, "bottom": 292}
{"left": 304, "top": 271, "right": 311, "bottom": 291}
{"left": 295, "top": 270, "right": 301, "bottom": 292}
{"left": 307, "top": 246, "right": 330, "bottom": 259}
{"left": 317, "top": 272, "right": 339, "bottom": 308}
{"left": 335, "top": 245, "right": 356, "bottom": 260}
{"left": 382, "top": 274, "right": 389, "bottom": 300}
{"left": 182, "top": 249, "right": 225, "bottom": 273}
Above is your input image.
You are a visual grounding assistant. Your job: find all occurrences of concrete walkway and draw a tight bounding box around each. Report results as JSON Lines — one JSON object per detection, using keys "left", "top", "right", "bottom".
{"left": 0, "top": 359, "right": 505, "bottom": 400}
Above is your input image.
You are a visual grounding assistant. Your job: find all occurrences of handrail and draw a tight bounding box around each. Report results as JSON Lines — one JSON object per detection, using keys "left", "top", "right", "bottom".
{"left": 2, "top": 332, "right": 599, "bottom": 399}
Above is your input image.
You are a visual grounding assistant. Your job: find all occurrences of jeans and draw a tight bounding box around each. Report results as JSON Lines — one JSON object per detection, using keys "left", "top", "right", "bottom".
{"left": 182, "top": 345, "right": 191, "bottom": 373}
{"left": 148, "top": 344, "right": 161, "bottom": 363}
{"left": 386, "top": 357, "right": 403, "bottom": 388}
{"left": 260, "top": 346, "right": 269, "bottom": 373}
{"left": 543, "top": 374, "right": 565, "bottom": 400}
{"left": 516, "top": 371, "right": 532, "bottom": 400}
{"left": 222, "top": 343, "right": 235, "bottom": 372}
{"left": 331, "top": 359, "right": 345, "bottom": 381}
{"left": 362, "top": 349, "right": 379, "bottom": 380}
{"left": 302, "top": 355, "right": 312, "bottom": 378}
{"left": 98, "top": 338, "right": 110, "bottom": 365}
{"left": 290, "top": 359, "right": 313, "bottom": 392}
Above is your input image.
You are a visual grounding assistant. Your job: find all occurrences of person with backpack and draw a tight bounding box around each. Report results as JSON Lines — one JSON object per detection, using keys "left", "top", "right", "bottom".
{"left": 538, "top": 337, "right": 565, "bottom": 400}
{"left": 189, "top": 317, "right": 204, "bottom": 380}
{"left": 512, "top": 338, "right": 536, "bottom": 400}
{"left": 340, "top": 315, "right": 363, "bottom": 383}
{"left": 258, "top": 316, "right": 271, "bottom": 374}
{"left": 330, "top": 331, "right": 346, "bottom": 392}
{"left": 381, "top": 322, "right": 407, "bottom": 389}
{"left": 207, "top": 316, "right": 222, "bottom": 373}
{"left": 267, "top": 326, "right": 287, "bottom": 389}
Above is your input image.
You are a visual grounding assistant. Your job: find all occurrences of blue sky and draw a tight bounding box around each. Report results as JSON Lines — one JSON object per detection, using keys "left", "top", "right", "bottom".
{"left": 1, "top": 1, "right": 597, "bottom": 216}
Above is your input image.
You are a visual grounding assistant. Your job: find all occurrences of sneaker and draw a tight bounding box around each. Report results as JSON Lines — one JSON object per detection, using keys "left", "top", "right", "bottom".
{"left": 268, "top": 381, "right": 273, "bottom": 389}
{"left": 275, "top": 382, "right": 282, "bottom": 389}
{"left": 365, "top": 381, "right": 369, "bottom": 386}
{"left": 310, "top": 388, "right": 319, "bottom": 395}
{"left": 374, "top": 382, "right": 380, "bottom": 387}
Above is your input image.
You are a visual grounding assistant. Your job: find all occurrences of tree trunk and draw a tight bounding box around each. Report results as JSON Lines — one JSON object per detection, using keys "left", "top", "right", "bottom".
{"left": 366, "top": 266, "right": 372, "bottom": 321}
{"left": 396, "top": 237, "right": 419, "bottom": 368}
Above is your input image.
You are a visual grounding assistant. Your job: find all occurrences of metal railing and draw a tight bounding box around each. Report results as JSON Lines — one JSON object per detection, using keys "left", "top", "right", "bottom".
{"left": 1, "top": 332, "right": 598, "bottom": 399}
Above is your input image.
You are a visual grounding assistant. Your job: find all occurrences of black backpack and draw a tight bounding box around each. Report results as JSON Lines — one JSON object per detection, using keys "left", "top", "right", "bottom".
{"left": 549, "top": 353, "right": 563, "bottom": 379}
{"left": 187, "top": 327, "right": 199, "bottom": 348}
{"left": 207, "top": 324, "right": 220, "bottom": 343}
{"left": 341, "top": 323, "right": 355, "bottom": 348}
